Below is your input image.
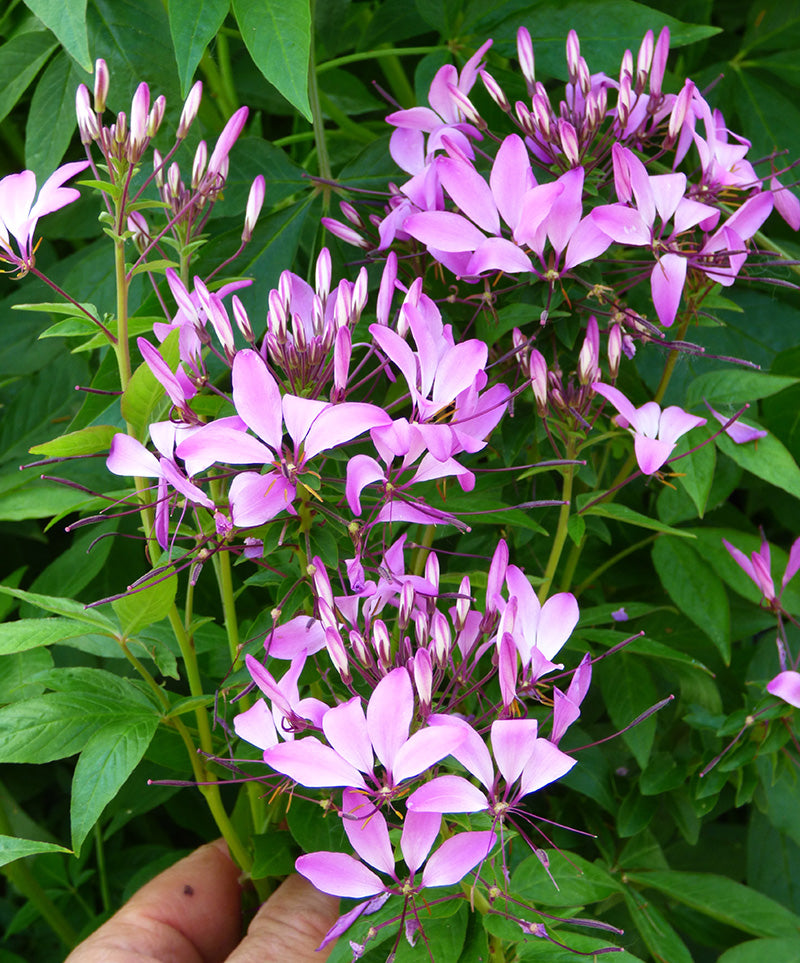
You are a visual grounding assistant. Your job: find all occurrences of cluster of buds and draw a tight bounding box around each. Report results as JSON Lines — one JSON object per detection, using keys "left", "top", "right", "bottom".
{"left": 263, "top": 248, "right": 368, "bottom": 399}
{"left": 76, "top": 60, "right": 168, "bottom": 169}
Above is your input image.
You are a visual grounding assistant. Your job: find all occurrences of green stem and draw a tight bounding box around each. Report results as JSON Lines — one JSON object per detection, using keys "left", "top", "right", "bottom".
{"left": 411, "top": 524, "right": 436, "bottom": 577}
{"left": 538, "top": 449, "right": 577, "bottom": 602}
{"left": 307, "top": 0, "right": 332, "bottom": 199}
{"left": 213, "top": 549, "right": 241, "bottom": 668}
{"left": 0, "top": 802, "right": 79, "bottom": 949}
{"left": 94, "top": 822, "right": 111, "bottom": 913}
{"left": 574, "top": 535, "right": 657, "bottom": 597}
{"left": 317, "top": 45, "right": 444, "bottom": 74}
{"left": 113, "top": 236, "right": 132, "bottom": 391}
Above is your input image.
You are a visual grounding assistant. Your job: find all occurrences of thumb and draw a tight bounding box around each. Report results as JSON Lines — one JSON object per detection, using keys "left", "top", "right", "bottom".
{"left": 227, "top": 874, "right": 340, "bottom": 963}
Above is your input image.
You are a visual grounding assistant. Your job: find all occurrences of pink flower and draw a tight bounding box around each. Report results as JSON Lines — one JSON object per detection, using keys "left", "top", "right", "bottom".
{"left": 722, "top": 533, "right": 800, "bottom": 608}
{"left": 592, "top": 382, "right": 706, "bottom": 474}
{"left": 0, "top": 161, "right": 90, "bottom": 276}
{"left": 767, "top": 671, "right": 800, "bottom": 708}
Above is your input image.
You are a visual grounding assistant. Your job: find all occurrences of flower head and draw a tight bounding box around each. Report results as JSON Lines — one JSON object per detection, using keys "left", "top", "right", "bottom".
{"left": 0, "top": 161, "right": 90, "bottom": 277}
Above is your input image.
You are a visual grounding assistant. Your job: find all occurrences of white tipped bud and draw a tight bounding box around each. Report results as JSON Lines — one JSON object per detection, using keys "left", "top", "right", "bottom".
{"left": 321, "top": 216, "right": 369, "bottom": 249}
{"left": 324, "top": 626, "right": 351, "bottom": 683}
{"left": 147, "top": 95, "right": 166, "bottom": 138}
{"left": 127, "top": 211, "right": 150, "bottom": 253}
{"left": 424, "top": 551, "right": 440, "bottom": 591}
{"left": 608, "top": 323, "right": 622, "bottom": 379}
{"left": 517, "top": 26, "right": 536, "bottom": 94}
{"left": 178, "top": 81, "right": 203, "bottom": 139}
{"left": 242, "top": 174, "right": 265, "bottom": 242}
{"left": 529, "top": 349, "right": 548, "bottom": 414}
{"left": 578, "top": 315, "right": 600, "bottom": 385}
{"left": 620, "top": 49, "right": 634, "bottom": 85}
{"left": 129, "top": 83, "right": 150, "bottom": 154}
{"left": 447, "top": 84, "right": 483, "bottom": 127}
{"left": 191, "top": 141, "right": 208, "bottom": 190}
{"left": 398, "top": 581, "right": 415, "bottom": 630}
{"left": 114, "top": 111, "right": 127, "bottom": 144}
{"left": 153, "top": 149, "right": 165, "bottom": 188}
{"left": 339, "top": 200, "right": 362, "bottom": 227}
{"left": 566, "top": 30, "right": 581, "bottom": 82}
{"left": 455, "top": 576, "right": 471, "bottom": 631}
{"left": 650, "top": 27, "right": 670, "bottom": 99}
{"left": 232, "top": 295, "right": 254, "bottom": 343}
{"left": 530, "top": 95, "right": 551, "bottom": 139}
{"left": 167, "top": 162, "right": 182, "bottom": 200}
{"left": 93, "top": 59, "right": 109, "bottom": 113}
{"left": 578, "top": 58, "right": 591, "bottom": 97}
{"left": 349, "top": 629, "right": 369, "bottom": 665}
{"left": 480, "top": 70, "right": 511, "bottom": 112}
{"left": 430, "top": 611, "right": 451, "bottom": 664}
{"left": 76, "top": 85, "right": 99, "bottom": 143}
{"left": 636, "top": 29, "right": 654, "bottom": 89}
{"left": 413, "top": 648, "right": 433, "bottom": 714}
{"left": 515, "top": 100, "right": 535, "bottom": 137}
{"left": 668, "top": 80, "right": 694, "bottom": 144}
{"left": 372, "top": 619, "right": 392, "bottom": 668}
{"left": 414, "top": 611, "right": 429, "bottom": 648}
{"left": 559, "top": 119, "right": 580, "bottom": 166}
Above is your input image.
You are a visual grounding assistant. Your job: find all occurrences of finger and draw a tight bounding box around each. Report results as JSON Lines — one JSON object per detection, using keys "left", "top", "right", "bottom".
{"left": 65, "top": 839, "right": 242, "bottom": 963}
{"left": 226, "top": 874, "right": 340, "bottom": 963}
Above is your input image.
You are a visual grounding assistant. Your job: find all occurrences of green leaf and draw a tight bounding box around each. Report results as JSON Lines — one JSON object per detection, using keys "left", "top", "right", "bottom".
{"left": 0, "top": 648, "right": 53, "bottom": 702}
{"left": 651, "top": 537, "right": 730, "bottom": 663}
{"left": 22, "top": 0, "right": 90, "bottom": 69}
{"left": 25, "top": 52, "right": 81, "bottom": 179}
{"left": 120, "top": 329, "right": 180, "bottom": 441}
{"left": 250, "top": 830, "right": 297, "bottom": 878}
{"left": 0, "top": 618, "right": 96, "bottom": 656}
{"left": 0, "top": 483, "right": 97, "bottom": 522}
{"left": 0, "top": 30, "right": 58, "bottom": 125}
{"left": 29, "top": 425, "right": 118, "bottom": 457}
{"left": 513, "top": 849, "right": 622, "bottom": 906}
{"left": 0, "top": 585, "right": 117, "bottom": 632}
{"left": 716, "top": 430, "right": 800, "bottom": 501}
{"left": 625, "top": 870, "right": 800, "bottom": 938}
{"left": 623, "top": 889, "right": 694, "bottom": 963}
{"left": 718, "top": 938, "right": 800, "bottom": 963}
{"left": 674, "top": 425, "right": 715, "bottom": 518}
{"left": 597, "top": 653, "right": 658, "bottom": 768}
{"left": 232, "top": 0, "right": 311, "bottom": 120}
{"left": 686, "top": 370, "right": 800, "bottom": 409}
{"left": 0, "top": 691, "right": 152, "bottom": 764}
{"left": 112, "top": 569, "right": 177, "bottom": 637}
{"left": 0, "top": 835, "right": 72, "bottom": 867}
{"left": 579, "top": 498, "right": 696, "bottom": 537}
{"left": 168, "top": 0, "right": 229, "bottom": 96}
{"left": 579, "top": 628, "right": 713, "bottom": 674}
{"left": 70, "top": 715, "right": 159, "bottom": 855}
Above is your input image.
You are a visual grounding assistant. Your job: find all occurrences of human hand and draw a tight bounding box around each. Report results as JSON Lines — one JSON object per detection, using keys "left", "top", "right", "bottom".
{"left": 64, "top": 839, "right": 340, "bottom": 963}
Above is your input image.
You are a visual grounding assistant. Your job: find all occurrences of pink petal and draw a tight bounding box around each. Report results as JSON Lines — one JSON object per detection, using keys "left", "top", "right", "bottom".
{"left": 262, "top": 738, "right": 367, "bottom": 788}
{"left": 590, "top": 204, "right": 651, "bottom": 246}
{"left": 232, "top": 349, "right": 283, "bottom": 449}
{"left": 439, "top": 156, "right": 499, "bottom": 235}
{"left": 366, "top": 667, "right": 413, "bottom": 771}
{"left": 28, "top": 160, "right": 90, "bottom": 219}
{"left": 323, "top": 697, "right": 374, "bottom": 774}
{"left": 782, "top": 537, "right": 800, "bottom": 592}
{"left": 342, "top": 790, "right": 394, "bottom": 874}
{"left": 537, "top": 592, "right": 579, "bottom": 660}
{"left": 401, "top": 810, "right": 442, "bottom": 875}
{"left": 233, "top": 698, "right": 279, "bottom": 750}
{"left": 406, "top": 774, "right": 488, "bottom": 814}
{"left": 491, "top": 134, "right": 535, "bottom": 230}
{"left": 392, "top": 724, "right": 466, "bottom": 783}
{"left": 517, "top": 739, "right": 577, "bottom": 796}
{"left": 634, "top": 435, "right": 675, "bottom": 474}
{"left": 465, "top": 237, "right": 533, "bottom": 275}
{"left": 657, "top": 406, "right": 705, "bottom": 446}
{"left": 296, "top": 852, "right": 384, "bottom": 898}
{"left": 303, "top": 402, "right": 391, "bottom": 460}
{"left": 107, "top": 434, "right": 160, "bottom": 478}
{"left": 651, "top": 252, "right": 687, "bottom": 326}
{"left": 263, "top": 615, "right": 327, "bottom": 659}
{"left": 420, "top": 832, "right": 496, "bottom": 888}
{"left": 177, "top": 424, "right": 273, "bottom": 475}
{"left": 592, "top": 382, "right": 639, "bottom": 425}
{"left": 404, "top": 211, "right": 488, "bottom": 252}
{"left": 429, "top": 715, "right": 494, "bottom": 788}
{"left": 229, "top": 471, "right": 296, "bottom": 527}
{"left": 767, "top": 671, "right": 800, "bottom": 708}
{"left": 490, "top": 719, "right": 539, "bottom": 784}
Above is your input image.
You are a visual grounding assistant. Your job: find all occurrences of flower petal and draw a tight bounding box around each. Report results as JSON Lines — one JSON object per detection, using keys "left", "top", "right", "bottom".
{"left": 420, "top": 832, "right": 495, "bottom": 888}
{"left": 296, "top": 852, "right": 384, "bottom": 898}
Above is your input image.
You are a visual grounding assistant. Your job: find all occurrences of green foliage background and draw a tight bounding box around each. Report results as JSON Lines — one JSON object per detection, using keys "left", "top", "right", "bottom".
{"left": 1, "top": 1, "right": 800, "bottom": 960}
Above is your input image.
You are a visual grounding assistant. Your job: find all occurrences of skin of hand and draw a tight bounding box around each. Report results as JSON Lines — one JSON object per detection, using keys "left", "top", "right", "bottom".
{"left": 64, "top": 839, "right": 340, "bottom": 963}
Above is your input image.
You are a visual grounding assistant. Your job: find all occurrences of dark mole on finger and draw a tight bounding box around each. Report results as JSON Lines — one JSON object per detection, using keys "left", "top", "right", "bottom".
{"left": 183, "top": 884, "right": 194, "bottom": 896}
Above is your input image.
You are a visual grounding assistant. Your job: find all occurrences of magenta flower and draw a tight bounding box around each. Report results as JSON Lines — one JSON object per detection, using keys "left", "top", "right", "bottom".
{"left": 722, "top": 533, "right": 800, "bottom": 609}
{"left": 704, "top": 402, "right": 767, "bottom": 444}
{"left": 175, "top": 349, "right": 391, "bottom": 527}
{"left": 0, "top": 161, "right": 90, "bottom": 276}
{"left": 259, "top": 667, "right": 466, "bottom": 801}
{"left": 297, "top": 788, "right": 496, "bottom": 899}
{"left": 592, "top": 382, "right": 706, "bottom": 475}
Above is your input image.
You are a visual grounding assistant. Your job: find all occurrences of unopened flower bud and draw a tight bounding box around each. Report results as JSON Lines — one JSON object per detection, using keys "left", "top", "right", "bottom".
{"left": 480, "top": 70, "right": 511, "bottom": 112}
{"left": 650, "top": 27, "right": 670, "bottom": 99}
{"left": 332, "top": 326, "right": 351, "bottom": 401}
{"left": 376, "top": 252, "right": 397, "bottom": 327}
{"left": 455, "top": 575, "right": 471, "bottom": 631}
{"left": 147, "top": 95, "right": 166, "bottom": 138}
{"left": 558, "top": 119, "right": 580, "bottom": 166}
{"left": 372, "top": 619, "right": 392, "bottom": 668}
{"left": 167, "top": 161, "right": 182, "bottom": 200}
{"left": 413, "top": 648, "right": 433, "bottom": 715}
{"left": 577, "top": 58, "right": 591, "bottom": 97}
{"left": 578, "top": 316, "right": 600, "bottom": 385}
{"left": 177, "top": 81, "right": 203, "bottom": 139}
{"left": 314, "top": 247, "right": 332, "bottom": 304}
{"left": 153, "top": 149, "right": 165, "bottom": 189}
{"left": 414, "top": 611, "right": 429, "bottom": 648}
{"left": 486, "top": 539, "right": 509, "bottom": 614}
{"left": 516, "top": 26, "right": 536, "bottom": 94}
{"left": 114, "top": 111, "right": 127, "bottom": 144}
{"left": 620, "top": 49, "right": 633, "bottom": 85}
{"left": 530, "top": 95, "right": 550, "bottom": 139}
{"left": 339, "top": 200, "right": 362, "bottom": 227}
{"left": 515, "top": 100, "right": 536, "bottom": 138}
{"left": 425, "top": 551, "right": 440, "bottom": 591}
{"left": 636, "top": 29, "right": 654, "bottom": 90}
{"left": 207, "top": 105, "right": 249, "bottom": 178}
{"left": 349, "top": 629, "right": 369, "bottom": 665}
{"left": 352, "top": 267, "right": 368, "bottom": 318}
{"left": 75, "top": 85, "right": 99, "bottom": 143}
{"left": 321, "top": 216, "right": 369, "bottom": 249}
{"left": 324, "top": 626, "right": 351, "bottom": 683}
{"left": 93, "top": 59, "right": 109, "bottom": 113}
{"left": 191, "top": 141, "right": 208, "bottom": 191}
{"left": 608, "top": 323, "right": 622, "bottom": 379}
{"left": 231, "top": 295, "right": 254, "bottom": 343}
{"left": 616, "top": 75, "right": 631, "bottom": 130}
{"left": 398, "top": 581, "right": 415, "bottom": 630}
{"left": 242, "top": 174, "right": 265, "bottom": 242}
{"left": 127, "top": 211, "right": 150, "bottom": 253}
{"left": 529, "top": 349, "right": 548, "bottom": 414}
{"left": 566, "top": 30, "right": 581, "bottom": 83}
{"left": 129, "top": 83, "right": 150, "bottom": 155}
{"left": 430, "top": 611, "right": 451, "bottom": 664}
{"left": 668, "top": 80, "right": 694, "bottom": 144}
{"left": 447, "top": 84, "right": 483, "bottom": 127}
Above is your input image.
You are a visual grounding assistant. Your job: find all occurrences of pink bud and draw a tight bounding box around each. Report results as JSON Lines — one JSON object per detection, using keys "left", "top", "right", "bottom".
{"left": 339, "top": 200, "right": 362, "bottom": 227}
{"left": 207, "top": 105, "right": 249, "bottom": 177}
{"left": 636, "top": 29, "right": 654, "bottom": 89}
{"left": 650, "top": 27, "right": 670, "bottom": 99}
{"left": 616, "top": 75, "right": 632, "bottom": 130}
{"left": 530, "top": 95, "right": 550, "bottom": 139}
{"left": 447, "top": 83, "right": 483, "bottom": 127}
{"left": 315, "top": 247, "right": 332, "bottom": 301}
{"left": 430, "top": 611, "right": 451, "bottom": 664}
{"left": 191, "top": 141, "right": 208, "bottom": 190}
{"left": 480, "top": 70, "right": 511, "bottom": 112}
{"left": 349, "top": 629, "right": 370, "bottom": 665}
{"left": 376, "top": 252, "right": 398, "bottom": 326}
{"left": 558, "top": 119, "right": 580, "bottom": 166}
{"left": 413, "top": 648, "right": 433, "bottom": 715}
{"left": 242, "top": 174, "right": 265, "bottom": 242}
{"left": 167, "top": 161, "right": 182, "bottom": 200}
{"left": 373, "top": 619, "right": 392, "bottom": 668}
{"left": 668, "top": 80, "right": 694, "bottom": 144}
{"left": 76, "top": 85, "right": 99, "bottom": 143}
{"left": 608, "top": 323, "right": 622, "bottom": 379}
{"left": 321, "top": 216, "right": 369, "bottom": 249}
{"left": 578, "top": 316, "right": 599, "bottom": 385}
{"left": 398, "top": 581, "right": 415, "bottom": 630}
{"left": 516, "top": 27, "right": 536, "bottom": 94}
{"left": 352, "top": 267, "right": 368, "bottom": 318}
{"left": 325, "top": 626, "right": 351, "bottom": 683}
{"left": 455, "top": 576, "right": 471, "bottom": 631}
{"left": 147, "top": 95, "right": 166, "bottom": 138}
{"left": 129, "top": 83, "right": 150, "bottom": 155}
{"left": 93, "top": 59, "right": 109, "bottom": 113}
{"left": 332, "top": 327, "right": 352, "bottom": 400}
{"left": 529, "top": 349, "right": 548, "bottom": 413}
{"left": 515, "top": 100, "right": 536, "bottom": 138}
{"left": 153, "top": 149, "right": 165, "bottom": 188}
{"left": 566, "top": 30, "right": 581, "bottom": 83}
{"left": 231, "top": 295, "right": 254, "bottom": 343}
{"left": 178, "top": 81, "right": 203, "bottom": 139}
{"left": 127, "top": 211, "right": 150, "bottom": 253}
{"left": 114, "top": 112, "right": 127, "bottom": 144}
{"left": 577, "top": 58, "right": 591, "bottom": 97}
